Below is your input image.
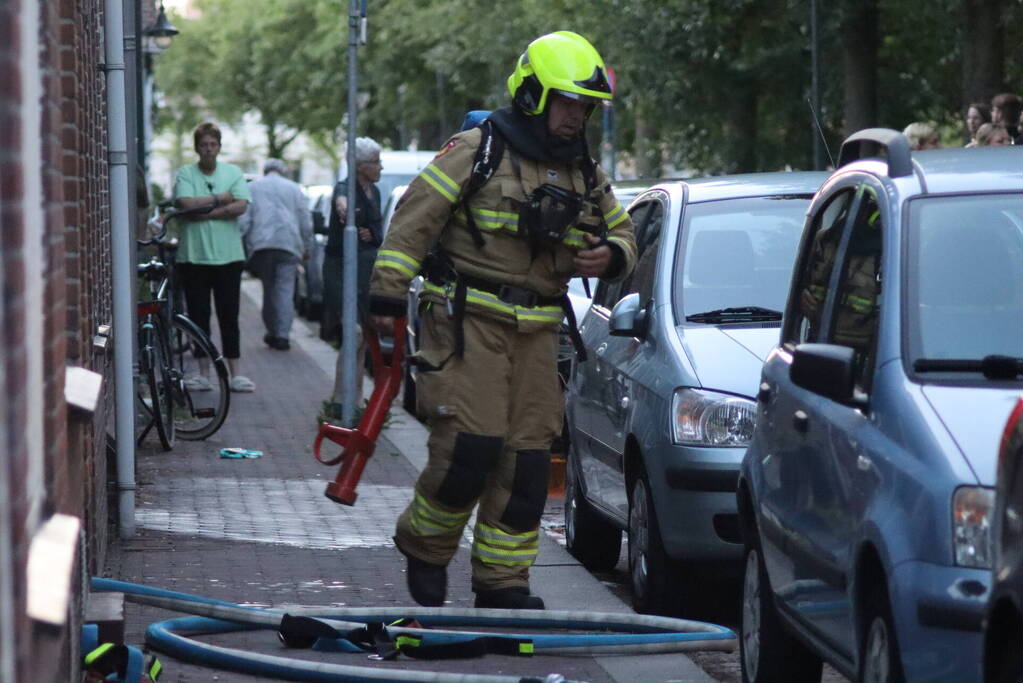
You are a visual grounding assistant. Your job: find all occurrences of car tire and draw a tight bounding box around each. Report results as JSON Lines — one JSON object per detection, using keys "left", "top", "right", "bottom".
{"left": 990, "top": 632, "right": 1023, "bottom": 683}
{"left": 740, "top": 538, "right": 823, "bottom": 683}
{"left": 629, "top": 472, "right": 684, "bottom": 615}
{"left": 859, "top": 582, "right": 905, "bottom": 683}
{"left": 565, "top": 443, "right": 622, "bottom": 571}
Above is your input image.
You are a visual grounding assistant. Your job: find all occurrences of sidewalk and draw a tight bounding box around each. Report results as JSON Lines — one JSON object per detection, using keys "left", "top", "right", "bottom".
{"left": 102, "top": 276, "right": 716, "bottom": 682}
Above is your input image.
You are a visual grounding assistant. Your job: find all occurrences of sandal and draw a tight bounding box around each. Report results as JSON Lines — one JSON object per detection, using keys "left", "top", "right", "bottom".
{"left": 230, "top": 375, "right": 255, "bottom": 393}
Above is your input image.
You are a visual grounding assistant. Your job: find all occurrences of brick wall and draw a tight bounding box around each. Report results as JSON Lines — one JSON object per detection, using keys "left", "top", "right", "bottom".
{"left": 1, "top": 0, "right": 117, "bottom": 678}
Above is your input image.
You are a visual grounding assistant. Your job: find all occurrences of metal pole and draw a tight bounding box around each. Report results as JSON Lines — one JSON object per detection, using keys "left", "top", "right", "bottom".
{"left": 339, "top": 0, "right": 360, "bottom": 427}
{"left": 106, "top": 0, "right": 136, "bottom": 536}
{"left": 810, "top": 0, "right": 824, "bottom": 170}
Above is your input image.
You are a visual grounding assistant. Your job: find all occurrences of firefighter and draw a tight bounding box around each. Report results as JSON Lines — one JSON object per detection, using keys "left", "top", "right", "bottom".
{"left": 368, "top": 31, "right": 636, "bottom": 610}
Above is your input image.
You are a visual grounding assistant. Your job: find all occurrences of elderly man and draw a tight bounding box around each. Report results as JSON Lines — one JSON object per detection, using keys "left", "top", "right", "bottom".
{"left": 240, "top": 158, "right": 313, "bottom": 351}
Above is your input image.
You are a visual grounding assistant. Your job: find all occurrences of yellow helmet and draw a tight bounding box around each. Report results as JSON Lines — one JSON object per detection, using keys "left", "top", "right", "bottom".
{"left": 507, "top": 31, "right": 613, "bottom": 116}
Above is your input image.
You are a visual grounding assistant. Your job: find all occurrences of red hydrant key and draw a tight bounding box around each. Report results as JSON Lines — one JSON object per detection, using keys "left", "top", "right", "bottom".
{"left": 314, "top": 318, "right": 406, "bottom": 506}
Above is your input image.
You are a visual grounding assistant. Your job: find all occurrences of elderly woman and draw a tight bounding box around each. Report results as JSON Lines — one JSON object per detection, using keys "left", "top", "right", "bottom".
{"left": 174, "top": 121, "right": 255, "bottom": 393}
{"left": 322, "top": 136, "right": 384, "bottom": 418}
{"left": 975, "top": 122, "right": 1013, "bottom": 147}
{"left": 902, "top": 122, "right": 941, "bottom": 151}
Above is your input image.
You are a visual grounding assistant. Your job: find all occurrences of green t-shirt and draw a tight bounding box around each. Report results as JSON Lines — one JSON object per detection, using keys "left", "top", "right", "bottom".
{"left": 173, "top": 162, "right": 251, "bottom": 265}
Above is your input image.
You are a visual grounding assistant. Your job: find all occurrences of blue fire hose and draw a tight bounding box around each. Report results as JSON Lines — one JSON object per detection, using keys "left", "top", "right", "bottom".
{"left": 92, "top": 577, "right": 735, "bottom": 682}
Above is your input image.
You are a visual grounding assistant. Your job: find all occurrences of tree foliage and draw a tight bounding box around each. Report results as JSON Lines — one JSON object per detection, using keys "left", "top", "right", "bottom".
{"left": 154, "top": 0, "right": 1023, "bottom": 176}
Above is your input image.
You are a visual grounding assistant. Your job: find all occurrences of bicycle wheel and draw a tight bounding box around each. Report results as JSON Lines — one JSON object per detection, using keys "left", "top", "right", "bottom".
{"left": 138, "top": 317, "right": 175, "bottom": 450}
{"left": 169, "top": 314, "right": 230, "bottom": 440}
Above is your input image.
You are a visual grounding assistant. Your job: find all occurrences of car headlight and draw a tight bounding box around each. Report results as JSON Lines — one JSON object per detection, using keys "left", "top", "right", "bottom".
{"left": 671, "top": 388, "right": 756, "bottom": 446}
{"left": 953, "top": 486, "right": 995, "bottom": 569}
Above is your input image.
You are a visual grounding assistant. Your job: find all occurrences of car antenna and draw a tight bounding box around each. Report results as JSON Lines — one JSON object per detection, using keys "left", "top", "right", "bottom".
{"left": 807, "top": 97, "right": 836, "bottom": 168}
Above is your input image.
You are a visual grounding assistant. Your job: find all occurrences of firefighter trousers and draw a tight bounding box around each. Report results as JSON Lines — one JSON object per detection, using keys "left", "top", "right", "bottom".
{"left": 394, "top": 303, "right": 563, "bottom": 592}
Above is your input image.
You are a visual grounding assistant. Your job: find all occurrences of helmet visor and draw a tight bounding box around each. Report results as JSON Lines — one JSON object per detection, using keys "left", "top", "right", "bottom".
{"left": 552, "top": 89, "right": 605, "bottom": 106}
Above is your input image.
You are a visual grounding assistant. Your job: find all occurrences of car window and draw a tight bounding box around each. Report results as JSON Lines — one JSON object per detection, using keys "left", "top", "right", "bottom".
{"left": 624, "top": 200, "right": 666, "bottom": 306}
{"left": 907, "top": 193, "right": 1023, "bottom": 367}
{"left": 678, "top": 196, "right": 810, "bottom": 320}
{"left": 593, "top": 200, "right": 657, "bottom": 309}
{"left": 785, "top": 190, "right": 855, "bottom": 345}
{"left": 827, "top": 187, "right": 882, "bottom": 391}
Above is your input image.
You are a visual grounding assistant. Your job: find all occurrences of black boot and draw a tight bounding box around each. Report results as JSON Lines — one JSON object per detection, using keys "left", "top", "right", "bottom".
{"left": 394, "top": 537, "right": 446, "bottom": 607}
{"left": 473, "top": 586, "right": 545, "bottom": 610}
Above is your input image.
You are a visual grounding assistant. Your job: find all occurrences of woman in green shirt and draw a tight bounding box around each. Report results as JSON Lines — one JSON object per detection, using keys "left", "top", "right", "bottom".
{"left": 174, "top": 122, "right": 255, "bottom": 392}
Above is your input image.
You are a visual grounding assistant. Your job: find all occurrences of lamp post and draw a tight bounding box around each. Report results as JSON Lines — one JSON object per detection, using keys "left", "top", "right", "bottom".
{"left": 145, "top": 2, "right": 178, "bottom": 51}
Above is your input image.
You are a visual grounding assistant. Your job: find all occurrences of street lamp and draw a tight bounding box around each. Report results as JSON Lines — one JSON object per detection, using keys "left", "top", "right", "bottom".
{"left": 145, "top": 2, "right": 179, "bottom": 51}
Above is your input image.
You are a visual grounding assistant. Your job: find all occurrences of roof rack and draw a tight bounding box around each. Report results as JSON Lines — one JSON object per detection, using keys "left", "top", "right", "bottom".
{"left": 837, "top": 128, "right": 913, "bottom": 178}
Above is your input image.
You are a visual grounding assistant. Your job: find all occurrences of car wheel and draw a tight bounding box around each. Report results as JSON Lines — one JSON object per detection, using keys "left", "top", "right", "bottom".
{"left": 629, "top": 472, "right": 683, "bottom": 615}
{"left": 565, "top": 443, "right": 622, "bottom": 571}
{"left": 990, "top": 631, "right": 1023, "bottom": 683}
{"left": 740, "top": 538, "right": 823, "bottom": 683}
{"left": 860, "top": 583, "right": 905, "bottom": 683}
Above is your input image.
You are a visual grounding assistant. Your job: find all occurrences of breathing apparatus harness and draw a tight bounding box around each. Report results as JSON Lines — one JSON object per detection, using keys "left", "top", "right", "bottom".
{"left": 415, "top": 118, "right": 605, "bottom": 372}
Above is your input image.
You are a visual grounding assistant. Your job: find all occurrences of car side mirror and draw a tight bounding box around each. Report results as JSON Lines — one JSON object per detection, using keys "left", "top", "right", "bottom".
{"left": 609, "top": 292, "right": 648, "bottom": 339}
{"left": 790, "top": 343, "right": 865, "bottom": 406}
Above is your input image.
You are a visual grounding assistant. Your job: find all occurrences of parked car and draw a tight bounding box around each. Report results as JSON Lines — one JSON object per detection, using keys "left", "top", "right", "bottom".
{"left": 564, "top": 171, "right": 826, "bottom": 616}
{"left": 296, "top": 184, "right": 332, "bottom": 320}
{"left": 984, "top": 398, "right": 1023, "bottom": 683}
{"left": 738, "top": 131, "right": 1023, "bottom": 682}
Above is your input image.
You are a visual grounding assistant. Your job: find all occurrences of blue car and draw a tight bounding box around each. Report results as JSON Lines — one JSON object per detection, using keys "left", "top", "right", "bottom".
{"left": 564, "top": 171, "right": 826, "bottom": 615}
{"left": 738, "top": 130, "right": 1023, "bottom": 682}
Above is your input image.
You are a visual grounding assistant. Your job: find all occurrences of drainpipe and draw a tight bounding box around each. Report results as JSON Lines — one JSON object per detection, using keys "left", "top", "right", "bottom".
{"left": 104, "top": 0, "right": 136, "bottom": 537}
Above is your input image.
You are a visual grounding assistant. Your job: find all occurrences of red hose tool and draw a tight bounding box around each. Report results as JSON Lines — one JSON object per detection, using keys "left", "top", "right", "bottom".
{"left": 313, "top": 318, "right": 406, "bottom": 505}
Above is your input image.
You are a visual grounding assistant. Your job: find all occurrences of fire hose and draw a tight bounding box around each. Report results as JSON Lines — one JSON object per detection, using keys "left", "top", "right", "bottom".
{"left": 91, "top": 578, "right": 736, "bottom": 682}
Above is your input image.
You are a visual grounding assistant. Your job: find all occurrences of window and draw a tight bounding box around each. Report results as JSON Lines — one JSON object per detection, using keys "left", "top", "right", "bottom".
{"left": 677, "top": 196, "right": 809, "bottom": 320}
{"left": 785, "top": 190, "right": 854, "bottom": 345}
{"left": 829, "top": 187, "right": 882, "bottom": 390}
{"left": 625, "top": 200, "right": 665, "bottom": 306}
{"left": 906, "top": 192, "right": 1023, "bottom": 367}
{"left": 592, "top": 199, "right": 661, "bottom": 309}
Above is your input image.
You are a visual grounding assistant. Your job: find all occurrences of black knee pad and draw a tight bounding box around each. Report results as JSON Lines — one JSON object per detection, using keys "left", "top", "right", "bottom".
{"left": 500, "top": 449, "right": 551, "bottom": 532}
{"left": 436, "top": 432, "right": 502, "bottom": 508}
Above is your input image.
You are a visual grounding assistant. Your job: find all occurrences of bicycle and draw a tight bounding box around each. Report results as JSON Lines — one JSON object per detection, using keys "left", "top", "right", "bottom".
{"left": 136, "top": 203, "right": 231, "bottom": 448}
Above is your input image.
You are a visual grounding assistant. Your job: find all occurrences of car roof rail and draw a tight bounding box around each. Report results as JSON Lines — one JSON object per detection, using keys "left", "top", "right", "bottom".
{"left": 837, "top": 128, "right": 913, "bottom": 178}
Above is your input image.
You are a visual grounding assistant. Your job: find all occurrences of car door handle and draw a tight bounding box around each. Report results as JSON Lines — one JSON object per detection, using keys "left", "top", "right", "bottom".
{"left": 596, "top": 343, "right": 608, "bottom": 357}
{"left": 757, "top": 382, "right": 771, "bottom": 404}
{"left": 857, "top": 455, "right": 872, "bottom": 472}
{"left": 793, "top": 410, "right": 809, "bottom": 434}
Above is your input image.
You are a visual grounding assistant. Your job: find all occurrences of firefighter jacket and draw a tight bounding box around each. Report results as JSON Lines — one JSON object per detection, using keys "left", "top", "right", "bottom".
{"left": 369, "top": 126, "right": 637, "bottom": 334}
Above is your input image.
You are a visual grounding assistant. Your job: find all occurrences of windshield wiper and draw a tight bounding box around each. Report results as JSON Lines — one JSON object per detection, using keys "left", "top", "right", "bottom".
{"left": 685, "top": 306, "right": 783, "bottom": 324}
{"left": 913, "top": 354, "right": 1023, "bottom": 380}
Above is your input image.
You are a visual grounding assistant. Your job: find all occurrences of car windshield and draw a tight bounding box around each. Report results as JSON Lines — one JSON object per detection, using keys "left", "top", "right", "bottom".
{"left": 676, "top": 196, "right": 810, "bottom": 320}
{"left": 907, "top": 193, "right": 1023, "bottom": 368}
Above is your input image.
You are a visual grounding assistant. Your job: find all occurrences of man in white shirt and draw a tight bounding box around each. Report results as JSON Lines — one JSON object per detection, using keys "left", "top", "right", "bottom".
{"left": 239, "top": 158, "right": 313, "bottom": 350}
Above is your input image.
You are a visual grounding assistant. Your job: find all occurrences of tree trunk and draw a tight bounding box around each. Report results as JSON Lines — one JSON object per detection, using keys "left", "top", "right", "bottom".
{"left": 962, "top": 0, "right": 1004, "bottom": 108}
{"left": 724, "top": 76, "right": 759, "bottom": 173}
{"left": 841, "top": 0, "right": 879, "bottom": 136}
{"left": 634, "top": 107, "right": 662, "bottom": 179}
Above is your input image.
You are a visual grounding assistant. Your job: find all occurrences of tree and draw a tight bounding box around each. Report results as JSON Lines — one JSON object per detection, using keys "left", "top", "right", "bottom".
{"left": 154, "top": 0, "right": 345, "bottom": 158}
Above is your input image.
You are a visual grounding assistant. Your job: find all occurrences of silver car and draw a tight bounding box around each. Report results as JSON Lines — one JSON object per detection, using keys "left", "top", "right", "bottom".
{"left": 565, "top": 172, "right": 826, "bottom": 615}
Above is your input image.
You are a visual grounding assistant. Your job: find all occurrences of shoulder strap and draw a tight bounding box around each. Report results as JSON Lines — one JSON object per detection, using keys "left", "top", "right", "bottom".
{"left": 459, "top": 120, "right": 506, "bottom": 248}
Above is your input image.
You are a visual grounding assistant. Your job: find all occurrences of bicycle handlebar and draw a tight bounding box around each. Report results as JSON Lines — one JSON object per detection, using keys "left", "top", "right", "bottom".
{"left": 137, "top": 202, "right": 216, "bottom": 247}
